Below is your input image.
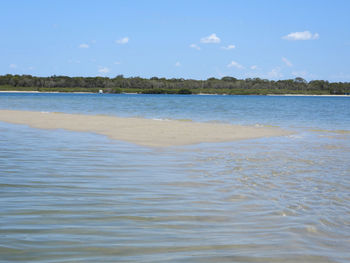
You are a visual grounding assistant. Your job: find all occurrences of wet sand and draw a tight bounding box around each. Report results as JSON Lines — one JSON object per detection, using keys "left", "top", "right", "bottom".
{"left": 0, "top": 110, "right": 291, "bottom": 147}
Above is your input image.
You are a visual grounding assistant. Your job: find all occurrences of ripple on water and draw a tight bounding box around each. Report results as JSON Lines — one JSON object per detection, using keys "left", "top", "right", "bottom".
{"left": 0, "top": 120, "right": 350, "bottom": 262}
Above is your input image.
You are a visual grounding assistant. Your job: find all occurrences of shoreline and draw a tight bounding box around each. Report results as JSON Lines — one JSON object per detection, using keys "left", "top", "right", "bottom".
{"left": 0, "top": 90, "right": 349, "bottom": 97}
{"left": 0, "top": 90, "right": 94, "bottom": 94}
{"left": 0, "top": 110, "right": 292, "bottom": 147}
{"left": 266, "top": 94, "right": 350, "bottom": 97}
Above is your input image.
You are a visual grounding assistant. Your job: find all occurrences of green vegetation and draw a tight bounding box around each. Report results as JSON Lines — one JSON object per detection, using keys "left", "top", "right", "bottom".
{"left": 0, "top": 74, "right": 349, "bottom": 95}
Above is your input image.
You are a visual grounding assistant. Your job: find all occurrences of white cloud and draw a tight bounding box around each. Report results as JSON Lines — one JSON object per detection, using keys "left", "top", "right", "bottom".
{"left": 189, "top": 44, "right": 201, "bottom": 50}
{"left": 79, "top": 43, "right": 89, "bottom": 48}
{"left": 291, "top": 71, "right": 317, "bottom": 79}
{"left": 116, "top": 37, "right": 129, "bottom": 44}
{"left": 175, "top": 62, "right": 181, "bottom": 67}
{"left": 268, "top": 67, "right": 283, "bottom": 78}
{"left": 114, "top": 61, "right": 121, "bottom": 65}
{"left": 98, "top": 67, "right": 110, "bottom": 74}
{"left": 292, "top": 71, "right": 307, "bottom": 78}
{"left": 221, "top": 44, "right": 236, "bottom": 50}
{"left": 9, "top": 64, "right": 17, "bottom": 68}
{"left": 282, "top": 31, "right": 319, "bottom": 41}
{"left": 245, "top": 67, "right": 291, "bottom": 80}
{"left": 227, "top": 61, "right": 244, "bottom": 69}
{"left": 200, "top": 33, "right": 221, "bottom": 44}
{"left": 282, "top": 57, "right": 293, "bottom": 67}
{"left": 250, "top": 65, "right": 257, "bottom": 70}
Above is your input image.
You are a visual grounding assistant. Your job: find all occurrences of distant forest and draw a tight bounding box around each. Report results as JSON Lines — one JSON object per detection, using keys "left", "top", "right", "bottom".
{"left": 1, "top": 74, "right": 350, "bottom": 95}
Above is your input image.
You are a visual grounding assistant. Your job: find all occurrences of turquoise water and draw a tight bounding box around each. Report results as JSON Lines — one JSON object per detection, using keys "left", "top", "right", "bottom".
{"left": 1, "top": 93, "right": 350, "bottom": 262}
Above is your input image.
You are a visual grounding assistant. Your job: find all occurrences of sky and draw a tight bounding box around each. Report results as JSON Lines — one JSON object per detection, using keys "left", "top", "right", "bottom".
{"left": 1, "top": 0, "right": 350, "bottom": 81}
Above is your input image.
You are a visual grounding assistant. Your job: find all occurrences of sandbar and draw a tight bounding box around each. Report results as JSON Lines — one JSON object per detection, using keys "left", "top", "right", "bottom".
{"left": 0, "top": 110, "right": 292, "bottom": 147}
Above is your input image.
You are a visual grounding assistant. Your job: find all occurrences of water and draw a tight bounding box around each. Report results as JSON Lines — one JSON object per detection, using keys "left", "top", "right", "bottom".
{"left": 1, "top": 93, "right": 349, "bottom": 129}
{"left": 1, "top": 93, "right": 350, "bottom": 262}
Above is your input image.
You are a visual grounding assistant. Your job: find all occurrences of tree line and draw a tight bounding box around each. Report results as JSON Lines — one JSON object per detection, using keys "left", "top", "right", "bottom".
{"left": 0, "top": 74, "right": 349, "bottom": 95}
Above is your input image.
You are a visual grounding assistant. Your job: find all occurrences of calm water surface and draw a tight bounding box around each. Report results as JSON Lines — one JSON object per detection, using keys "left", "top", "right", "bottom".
{"left": 0, "top": 93, "right": 350, "bottom": 262}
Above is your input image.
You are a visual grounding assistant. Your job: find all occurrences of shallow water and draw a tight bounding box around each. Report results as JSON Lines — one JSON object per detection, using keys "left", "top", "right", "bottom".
{"left": 1, "top": 93, "right": 350, "bottom": 129}
{"left": 0, "top": 93, "right": 350, "bottom": 262}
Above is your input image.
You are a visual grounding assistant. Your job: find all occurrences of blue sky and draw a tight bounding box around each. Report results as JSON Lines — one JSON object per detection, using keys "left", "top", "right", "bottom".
{"left": 1, "top": 0, "right": 350, "bottom": 81}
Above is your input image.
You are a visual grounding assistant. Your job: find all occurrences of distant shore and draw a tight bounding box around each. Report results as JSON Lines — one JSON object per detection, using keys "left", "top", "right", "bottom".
{"left": 1, "top": 74, "right": 350, "bottom": 95}
{"left": 0, "top": 90, "right": 349, "bottom": 97}
{"left": 0, "top": 90, "right": 94, "bottom": 94}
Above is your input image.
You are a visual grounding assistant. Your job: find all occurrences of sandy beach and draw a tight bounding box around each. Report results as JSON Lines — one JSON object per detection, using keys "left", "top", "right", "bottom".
{"left": 267, "top": 94, "right": 350, "bottom": 97}
{"left": 0, "top": 110, "right": 291, "bottom": 147}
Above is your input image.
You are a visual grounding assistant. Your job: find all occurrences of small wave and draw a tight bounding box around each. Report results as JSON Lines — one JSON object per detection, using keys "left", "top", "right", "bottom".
{"left": 152, "top": 118, "right": 171, "bottom": 121}
{"left": 152, "top": 118, "right": 193, "bottom": 122}
{"left": 288, "top": 134, "right": 304, "bottom": 139}
{"left": 254, "top": 124, "right": 279, "bottom": 128}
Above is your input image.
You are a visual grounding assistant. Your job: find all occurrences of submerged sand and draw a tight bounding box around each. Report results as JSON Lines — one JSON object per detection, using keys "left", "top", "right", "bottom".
{"left": 0, "top": 110, "right": 291, "bottom": 147}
